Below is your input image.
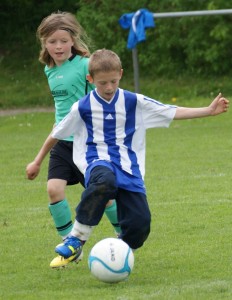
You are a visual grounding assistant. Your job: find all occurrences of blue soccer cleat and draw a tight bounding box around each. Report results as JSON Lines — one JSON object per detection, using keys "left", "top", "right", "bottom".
{"left": 55, "top": 236, "right": 82, "bottom": 259}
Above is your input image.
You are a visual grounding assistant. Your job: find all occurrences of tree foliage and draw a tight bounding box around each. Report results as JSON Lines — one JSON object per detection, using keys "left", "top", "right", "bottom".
{"left": 1, "top": 0, "right": 232, "bottom": 76}
{"left": 76, "top": 0, "right": 232, "bottom": 76}
{"left": 0, "top": 0, "right": 79, "bottom": 58}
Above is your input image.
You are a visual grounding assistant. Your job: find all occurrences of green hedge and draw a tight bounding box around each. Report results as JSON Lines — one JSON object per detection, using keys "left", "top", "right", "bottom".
{"left": 1, "top": 0, "right": 232, "bottom": 76}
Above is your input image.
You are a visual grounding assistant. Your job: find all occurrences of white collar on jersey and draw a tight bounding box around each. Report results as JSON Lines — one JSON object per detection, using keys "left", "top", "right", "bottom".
{"left": 95, "top": 89, "right": 116, "bottom": 104}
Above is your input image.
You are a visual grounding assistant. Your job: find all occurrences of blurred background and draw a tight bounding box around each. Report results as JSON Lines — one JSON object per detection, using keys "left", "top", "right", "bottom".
{"left": 1, "top": 0, "right": 232, "bottom": 108}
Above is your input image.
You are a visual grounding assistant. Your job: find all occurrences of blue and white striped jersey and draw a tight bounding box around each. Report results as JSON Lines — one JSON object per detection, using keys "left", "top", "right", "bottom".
{"left": 52, "top": 88, "right": 176, "bottom": 192}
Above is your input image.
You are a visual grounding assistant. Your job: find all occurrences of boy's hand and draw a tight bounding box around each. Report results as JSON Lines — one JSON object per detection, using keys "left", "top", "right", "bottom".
{"left": 26, "top": 162, "right": 40, "bottom": 180}
{"left": 209, "top": 93, "right": 229, "bottom": 116}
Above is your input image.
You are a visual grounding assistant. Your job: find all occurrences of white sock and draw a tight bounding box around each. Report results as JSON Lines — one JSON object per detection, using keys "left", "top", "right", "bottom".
{"left": 71, "top": 220, "right": 94, "bottom": 241}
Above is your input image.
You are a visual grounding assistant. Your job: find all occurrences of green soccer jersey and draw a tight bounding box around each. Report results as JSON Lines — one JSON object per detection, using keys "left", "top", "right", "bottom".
{"left": 45, "top": 54, "right": 95, "bottom": 141}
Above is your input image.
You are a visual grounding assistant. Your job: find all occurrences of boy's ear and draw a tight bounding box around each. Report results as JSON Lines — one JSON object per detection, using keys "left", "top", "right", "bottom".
{"left": 86, "top": 74, "right": 93, "bottom": 83}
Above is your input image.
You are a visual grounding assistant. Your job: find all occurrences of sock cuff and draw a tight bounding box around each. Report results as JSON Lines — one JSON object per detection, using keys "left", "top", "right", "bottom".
{"left": 71, "top": 220, "right": 94, "bottom": 241}
{"left": 49, "top": 199, "right": 67, "bottom": 213}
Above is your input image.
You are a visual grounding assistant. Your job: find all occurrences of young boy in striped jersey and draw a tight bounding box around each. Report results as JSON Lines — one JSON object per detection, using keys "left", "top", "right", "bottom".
{"left": 29, "top": 49, "right": 229, "bottom": 260}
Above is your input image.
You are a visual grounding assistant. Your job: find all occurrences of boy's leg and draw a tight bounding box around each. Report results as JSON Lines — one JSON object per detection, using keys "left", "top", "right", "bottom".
{"left": 49, "top": 141, "right": 120, "bottom": 236}
{"left": 55, "top": 165, "right": 118, "bottom": 259}
{"left": 116, "top": 189, "right": 151, "bottom": 250}
{"left": 49, "top": 198, "right": 120, "bottom": 239}
{"left": 76, "top": 166, "right": 118, "bottom": 226}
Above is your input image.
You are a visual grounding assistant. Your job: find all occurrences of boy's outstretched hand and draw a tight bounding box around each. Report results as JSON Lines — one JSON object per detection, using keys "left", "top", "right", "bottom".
{"left": 209, "top": 93, "right": 229, "bottom": 116}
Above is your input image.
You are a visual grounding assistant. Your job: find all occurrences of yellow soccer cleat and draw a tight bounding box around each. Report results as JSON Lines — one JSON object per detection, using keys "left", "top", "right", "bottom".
{"left": 50, "top": 250, "right": 83, "bottom": 268}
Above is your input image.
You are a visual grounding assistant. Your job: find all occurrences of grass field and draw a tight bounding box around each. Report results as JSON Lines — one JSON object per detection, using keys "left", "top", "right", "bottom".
{"left": 0, "top": 105, "right": 231, "bottom": 300}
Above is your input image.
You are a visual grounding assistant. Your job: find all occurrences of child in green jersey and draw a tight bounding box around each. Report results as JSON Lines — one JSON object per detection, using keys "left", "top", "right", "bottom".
{"left": 26, "top": 11, "right": 120, "bottom": 268}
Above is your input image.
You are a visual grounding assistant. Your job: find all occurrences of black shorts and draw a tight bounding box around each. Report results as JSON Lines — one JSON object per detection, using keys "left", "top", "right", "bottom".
{"left": 48, "top": 140, "right": 85, "bottom": 186}
{"left": 76, "top": 165, "right": 151, "bottom": 249}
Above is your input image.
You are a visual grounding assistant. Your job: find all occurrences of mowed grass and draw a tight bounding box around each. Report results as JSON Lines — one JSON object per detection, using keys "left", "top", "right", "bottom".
{"left": 0, "top": 107, "right": 232, "bottom": 300}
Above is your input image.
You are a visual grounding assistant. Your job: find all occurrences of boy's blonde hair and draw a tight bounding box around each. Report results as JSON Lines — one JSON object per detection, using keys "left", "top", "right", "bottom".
{"left": 88, "top": 49, "right": 122, "bottom": 78}
{"left": 37, "top": 11, "right": 91, "bottom": 67}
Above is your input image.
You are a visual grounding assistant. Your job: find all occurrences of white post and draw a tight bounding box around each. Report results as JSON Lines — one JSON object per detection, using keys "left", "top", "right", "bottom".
{"left": 131, "top": 9, "right": 232, "bottom": 92}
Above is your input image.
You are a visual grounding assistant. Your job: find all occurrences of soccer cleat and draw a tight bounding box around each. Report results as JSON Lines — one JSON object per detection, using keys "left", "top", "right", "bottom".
{"left": 50, "top": 250, "right": 83, "bottom": 268}
{"left": 55, "top": 236, "right": 82, "bottom": 259}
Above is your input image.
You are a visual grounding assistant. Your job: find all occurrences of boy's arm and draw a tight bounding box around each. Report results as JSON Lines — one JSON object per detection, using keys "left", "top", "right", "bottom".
{"left": 26, "top": 134, "right": 58, "bottom": 180}
{"left": 174, "top": 93, "right": 229, "bottom": 120}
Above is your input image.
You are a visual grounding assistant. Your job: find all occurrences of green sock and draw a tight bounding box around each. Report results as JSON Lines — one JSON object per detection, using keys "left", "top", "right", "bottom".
{"left": 104, "top": 200, "right": 121, "bottom": 234}
{"left": 48, "top": 199, "right": 73, "bottom": 238}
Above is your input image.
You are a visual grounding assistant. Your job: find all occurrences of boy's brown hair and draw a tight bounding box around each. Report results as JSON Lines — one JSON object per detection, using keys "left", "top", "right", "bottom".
{"left": 88, "top": 49, "right": 122, "bottom": 78}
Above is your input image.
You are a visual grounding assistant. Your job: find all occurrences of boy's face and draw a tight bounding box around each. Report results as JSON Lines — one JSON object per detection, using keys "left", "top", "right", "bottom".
{"left": 87, "top": 70, "right": 123, "bottom": 101}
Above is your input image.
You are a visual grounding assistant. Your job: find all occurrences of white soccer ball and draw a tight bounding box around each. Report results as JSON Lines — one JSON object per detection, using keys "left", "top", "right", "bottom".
{"left": 88, "top": 238, "right": 134, "bottom": 283}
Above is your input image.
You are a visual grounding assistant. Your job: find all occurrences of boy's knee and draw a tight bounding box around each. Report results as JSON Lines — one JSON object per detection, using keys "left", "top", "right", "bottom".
{"left": 103, "top": 172, "right": 117, "bottom": 194}
{"left": 89, "top": 166, "right": 117, "bottom": 199}
{"left": 95, "top": 176, "right": 117, "bottom": 201}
